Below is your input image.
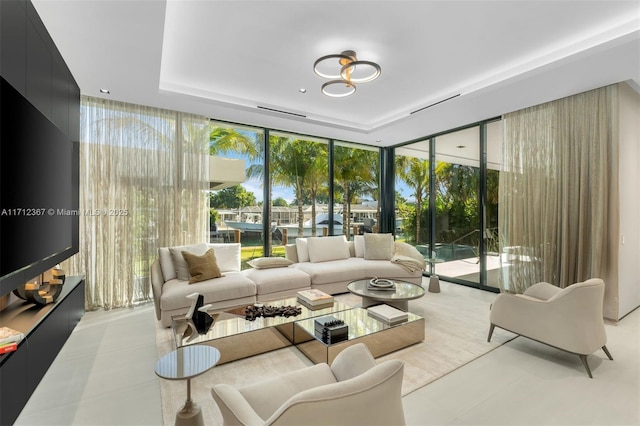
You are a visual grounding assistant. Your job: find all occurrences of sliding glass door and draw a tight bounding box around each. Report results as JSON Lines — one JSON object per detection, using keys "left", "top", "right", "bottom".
{"left": 433, "top": 127, "right": 481, "bottom": 284}
{"left": 395, "top": 140, "right": 431, "bottom": 249}
{"left": 392, "top": 118, "right": 502, "bottom": 290}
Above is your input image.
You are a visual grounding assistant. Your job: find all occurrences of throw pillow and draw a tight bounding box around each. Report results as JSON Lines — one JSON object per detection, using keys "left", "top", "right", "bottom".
{"left": 296, "top": 238, "right": 310, "bottom": 263}
{"left": 182, "top": 248, "right": 222, "bottom": 284}
{"left": 364, "top": 233, "right": 395, "bottom": 260}
{"left": 168, "top": 243, "right": 208, "bottom": 281}
{"left": 354, "top": 235, "right": 365, "bottom": 258}
{"left": 307, "top": 235, "right": 350, "bottom": 263}
{"left": 247, "top": 257, "right": 294, "bottom": 269}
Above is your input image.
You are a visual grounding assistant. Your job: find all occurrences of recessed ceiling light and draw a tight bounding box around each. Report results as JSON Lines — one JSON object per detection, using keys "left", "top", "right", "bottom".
{"left": 99, "top": 89, "right": 110, "bottom": 94}
{"left": 299, "top": 88, "right": 307, "bottom": 93}
{"left": 376, "top": 139, "right": 382, "bottom": 143}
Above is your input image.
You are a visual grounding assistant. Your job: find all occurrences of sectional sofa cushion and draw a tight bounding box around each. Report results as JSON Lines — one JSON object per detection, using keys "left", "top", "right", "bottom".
{"left": 364, "top": 233, "right": 394, "bottom": 260}
{"left": 160, "top": 272, "right": 256, "bottom": 312}
{"left": 307, "top": 235, "right": 350, "bottom": 263}
{"left": 294, "top": 258, "right": 365, "bottom": 285}
{"left": 354, "top": 235, "right": 365, "bottom": 258}
{"left": 295, "top": 238, "right": 310, "bottom": 263}
{"left": 285, "top": 244, "right": 299, "bottom": 263}
{"left": 183, "top": 248, "right": 222, "bottom": 283}
{"left": 247, "top": 257, "right": 294, "bottom": 269}
{"left": 242, "top": 267, "right": 311, "bottom": 296}
{"left": 208, "top": 243, "right": 242, "bottom": 272}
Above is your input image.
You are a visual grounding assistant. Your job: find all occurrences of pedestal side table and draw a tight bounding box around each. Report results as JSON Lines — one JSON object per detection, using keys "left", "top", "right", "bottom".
{"left": 155, "top": 345, "right": 220, "bottom": 426}
{"left": 425, "top": 258, "right": 445, "bottom": 293}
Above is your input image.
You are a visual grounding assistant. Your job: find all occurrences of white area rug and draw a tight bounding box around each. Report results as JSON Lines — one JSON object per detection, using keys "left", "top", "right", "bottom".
{"left": 156, "top": 280, "right": 516, "bottom": 425}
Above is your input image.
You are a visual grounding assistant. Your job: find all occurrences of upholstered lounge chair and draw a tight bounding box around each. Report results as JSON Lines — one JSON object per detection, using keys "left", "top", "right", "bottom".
{"left": 211, "top": 343, "right": 405, "bottom": 426}
{"left": 488, "top": 278, "right": 613, "bottom": 378}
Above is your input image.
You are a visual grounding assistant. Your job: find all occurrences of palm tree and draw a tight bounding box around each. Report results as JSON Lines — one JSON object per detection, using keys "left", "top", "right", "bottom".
{"left": 209, "top": 125, "right": 267, "bottom": 246}
{"left": 270, "top": 137, "right": 324, "bottom": 237}
{"left": 304, "top": 146, "right": 329, "bottom": 236}
{"left": 209, "top": 126, "right": 261, "bottom": 160}
{"left": 334, "top": 147, "right": 376, "bottom": 238}
{"left": 397, "top": 157, "right": 430, "bottom": 244}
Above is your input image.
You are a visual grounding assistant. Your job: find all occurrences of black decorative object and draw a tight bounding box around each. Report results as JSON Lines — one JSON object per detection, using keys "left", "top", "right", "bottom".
{"left": 244, "top": 304, "right": 302, "bottom": 321}
{"left": 185, "top": 293, "right": 214, "bottom": 334}
{"left": 314, "top": 316, "right": 348, "bottom": 344}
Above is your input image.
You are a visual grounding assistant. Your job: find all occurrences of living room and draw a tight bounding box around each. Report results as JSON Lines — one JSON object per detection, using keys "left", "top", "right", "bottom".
{"left": 1, "top": 1, "right": 639, "bottom": 425}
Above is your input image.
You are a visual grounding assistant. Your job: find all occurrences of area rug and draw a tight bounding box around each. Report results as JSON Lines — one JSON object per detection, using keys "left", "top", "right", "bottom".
{"left": 156, "top": 280, "right": 516, "bottom": 425}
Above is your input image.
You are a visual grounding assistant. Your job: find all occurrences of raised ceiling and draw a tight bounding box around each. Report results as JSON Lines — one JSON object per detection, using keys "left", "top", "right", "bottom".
{"left": 32, "top": 0, "right": 640, "bottom": 146}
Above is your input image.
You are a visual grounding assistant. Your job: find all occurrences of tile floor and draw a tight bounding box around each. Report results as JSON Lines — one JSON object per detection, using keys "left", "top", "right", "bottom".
{"left": 15, "top": 285, "right": 640, "bottom": 426}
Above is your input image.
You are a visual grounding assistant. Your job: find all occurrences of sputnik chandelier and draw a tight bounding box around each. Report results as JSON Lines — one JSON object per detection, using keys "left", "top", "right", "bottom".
{"left": 313, "top": 50, "right": 381, "bottom": 98}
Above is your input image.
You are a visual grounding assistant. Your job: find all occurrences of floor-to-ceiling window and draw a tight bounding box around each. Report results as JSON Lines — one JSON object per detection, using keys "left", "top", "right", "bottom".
{"left": 394, "top": 140, "right": 431, "bottom": 247}
{"left": 208, "top": 121, "right": 264, "bottom": 267}
{"left": 433, "top": 127, "right": 481, "bottom": 284}
{"left": 392, "top": 118, "right": 501, "bottom": 290}
{"left": 206, "top": 116, "right": 502, "bottom": 282}
{"left": 333, "top": 142, "right": 380, "bottom": 240}
{"left": 485, "top": 120, "right": 503, "bottom": 288}
{"left": 269, "top": 132, "right": 330, "bottom": 253}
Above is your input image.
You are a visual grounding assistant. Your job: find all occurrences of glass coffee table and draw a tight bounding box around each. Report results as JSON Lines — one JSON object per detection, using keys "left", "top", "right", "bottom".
{"left": 171, "top": 297, "right": 352, "bottom": 364}
{"left": 292, "top": 308, "right": 425, "bottom": 364}
{"left": 347, "top": 279, "right": 425, "bottom": 311}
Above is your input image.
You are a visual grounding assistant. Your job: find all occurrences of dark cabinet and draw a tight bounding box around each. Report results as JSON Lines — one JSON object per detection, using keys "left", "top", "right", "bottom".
{"left": 0, "top": 277, "right": 85, "bottom": 426}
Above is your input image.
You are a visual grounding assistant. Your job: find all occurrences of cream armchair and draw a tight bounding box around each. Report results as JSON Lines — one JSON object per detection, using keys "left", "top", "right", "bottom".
{"left": 488, "top": 278, "right": 613, "bottom": 378}
{"left": 211, "top": 343, "right": 405, "bottom": 426}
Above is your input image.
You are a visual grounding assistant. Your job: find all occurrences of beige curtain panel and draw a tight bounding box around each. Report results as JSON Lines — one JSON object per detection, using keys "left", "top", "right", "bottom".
{"left": 499, "top": 85, "right": 619, "bottom": 297}
{"left": 63, "top": 97, "right": 210, "bottom": 310}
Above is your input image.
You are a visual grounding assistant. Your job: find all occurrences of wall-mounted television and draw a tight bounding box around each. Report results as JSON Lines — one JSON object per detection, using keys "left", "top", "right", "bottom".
{"left": 0, "top": 76, "right": 79, "bottom": 296}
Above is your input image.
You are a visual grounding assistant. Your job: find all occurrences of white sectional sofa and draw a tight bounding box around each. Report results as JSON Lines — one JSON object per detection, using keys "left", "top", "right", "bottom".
{"left": 285, "top": 234, "right": 424, "bottom": 295}
{"left": 151, "top": 243, "right": 312, "bottom": 327}
{"left": 151, "top": 235, "right": 425, "bottom": 327}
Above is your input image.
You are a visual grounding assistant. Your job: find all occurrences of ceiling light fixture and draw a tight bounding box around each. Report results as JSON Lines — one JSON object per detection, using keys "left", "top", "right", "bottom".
{"left": 314, "top": 50, "right": 381, "bottom": 98}
{"left": 99, "top": 88, "right": 110, "bottom": 94}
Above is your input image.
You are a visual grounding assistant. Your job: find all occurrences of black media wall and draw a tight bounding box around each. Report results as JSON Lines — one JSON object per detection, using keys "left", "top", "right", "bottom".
{"left": 0, "top": 0, "right": 80, "bottom": 295}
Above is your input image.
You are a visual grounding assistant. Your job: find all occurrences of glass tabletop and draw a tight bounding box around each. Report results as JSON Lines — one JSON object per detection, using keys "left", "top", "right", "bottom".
{"left": 347, "top": 279, "right": 425, "bottom": 301}
{"left": 172, "top": 297, "right": 353, "bottom": 348}
{"left": 155, "top": 345, "right": 220, "bottom": 380}
{"left": 294, "top": 308, "right": 423, "bottom": 344}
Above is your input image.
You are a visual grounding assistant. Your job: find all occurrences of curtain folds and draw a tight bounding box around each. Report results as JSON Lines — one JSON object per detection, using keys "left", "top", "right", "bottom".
{"left": 62, "top": 97, "right": 210, "bottom": 310}
{"left": 499, "top": 85, "right": 619, "bottom": 296}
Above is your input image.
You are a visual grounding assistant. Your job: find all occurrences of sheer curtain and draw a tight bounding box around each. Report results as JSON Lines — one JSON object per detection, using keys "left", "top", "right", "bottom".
{"left": 499, "top": 85, "right": 619, "bottom": 297}
{"left": 62, "top": 97, "right": 210, "bottom": 310}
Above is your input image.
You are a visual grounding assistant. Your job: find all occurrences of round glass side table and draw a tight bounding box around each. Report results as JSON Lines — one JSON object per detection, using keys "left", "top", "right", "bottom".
{"left": 155, "top": 345, "right": 220, "bottom": 426}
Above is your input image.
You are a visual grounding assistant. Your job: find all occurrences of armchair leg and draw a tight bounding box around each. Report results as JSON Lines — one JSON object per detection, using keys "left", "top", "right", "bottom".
{"left": 602, "top": 345, "right": 613, "bottom": 360}
{"left": 487, "top": 324, "right": 495, "bottom": 342}
{"left": 579, "top": 355, "right": 593, "bottom": 378}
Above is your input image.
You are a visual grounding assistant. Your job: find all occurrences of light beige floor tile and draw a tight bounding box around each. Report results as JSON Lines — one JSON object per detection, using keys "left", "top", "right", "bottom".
{"left": 16, "top": 288, "right": 640, "bottom": 426}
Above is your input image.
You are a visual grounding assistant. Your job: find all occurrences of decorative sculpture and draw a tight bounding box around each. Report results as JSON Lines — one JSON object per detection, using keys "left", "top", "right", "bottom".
{"left": 243, "top": 304, "right": 302, "bottom": 321}
{"left": 185, "top": 293, "right": 215, "bottom": 335}
{"left": 13, "top": 266, "right": 66, "bottom": 305}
